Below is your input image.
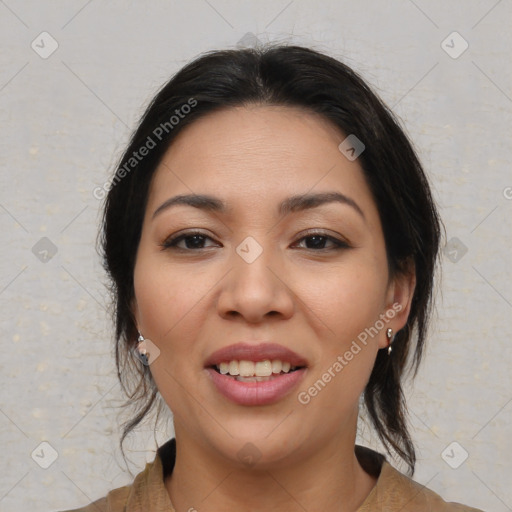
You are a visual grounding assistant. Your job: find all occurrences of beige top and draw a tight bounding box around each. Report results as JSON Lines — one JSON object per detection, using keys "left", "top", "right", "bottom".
{"left": 60, "top": 438, "right": 483, "bottom": 512}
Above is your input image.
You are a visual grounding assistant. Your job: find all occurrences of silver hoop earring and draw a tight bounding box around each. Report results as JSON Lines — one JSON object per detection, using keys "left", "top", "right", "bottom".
{"left": 386, "top": 328, "right": 394, "bottom": 356}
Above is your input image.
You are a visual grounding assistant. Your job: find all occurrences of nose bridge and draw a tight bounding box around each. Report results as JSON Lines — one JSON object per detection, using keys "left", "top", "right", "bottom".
{"left": 217, "top": 234, "right": 293, "bottom": 321}
{"left": 232, "top": 234, "right": 278, "bottom": 295}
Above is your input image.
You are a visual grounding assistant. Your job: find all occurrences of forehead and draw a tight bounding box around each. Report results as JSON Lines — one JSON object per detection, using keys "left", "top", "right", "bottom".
{"left": 147, "top": 105, "right": 379, "bottom": 224}
{"left": 161, "top": 104, "right": 344, "bottom": 168}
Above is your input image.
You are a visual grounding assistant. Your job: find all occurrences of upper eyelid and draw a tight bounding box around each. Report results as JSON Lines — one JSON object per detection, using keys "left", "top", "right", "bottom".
{"left": 160, "top": 230, "right": 218, "bottom": 249}
{"left": 163, "top": 229, "right": 216, "bottom": 242}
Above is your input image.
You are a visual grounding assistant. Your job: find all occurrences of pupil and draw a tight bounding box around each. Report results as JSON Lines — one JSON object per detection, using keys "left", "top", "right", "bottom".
{"left": 307, "top": 236, "right": 325, "bottom": 249}
{"left": 187, "top": 235, "right": 204, "bottom": 249}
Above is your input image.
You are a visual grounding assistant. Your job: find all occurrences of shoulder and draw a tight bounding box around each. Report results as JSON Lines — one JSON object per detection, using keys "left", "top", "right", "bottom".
{"left": 57, "top": 439, "right": 175, "bottom": 512}
{"left": 359, "top": 458, "right": 484, "bottom": 511}
{"left": 57, "top": 485, "right": 131, "bottom": 512}
{"left": 354, "top": 445, "right": 483, "bottom": 511}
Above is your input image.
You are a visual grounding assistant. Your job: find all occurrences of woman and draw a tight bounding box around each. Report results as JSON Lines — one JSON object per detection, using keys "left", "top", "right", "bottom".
{"left": 63, "top": 44, "right": 483, "bottom": 511}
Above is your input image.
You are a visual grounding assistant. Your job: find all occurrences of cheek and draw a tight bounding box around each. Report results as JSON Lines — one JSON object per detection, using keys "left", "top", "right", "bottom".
{"left": 133, "top": 254, "right": 207, "bottom": 341}
{"left": 133, "top": 255, "right": 208, "bottom": 411}
{"left": 296, "top": 260, "right": 385, "bottom": 403}
{"left": 301, "top": 261, "right": 386, "bottom": 342}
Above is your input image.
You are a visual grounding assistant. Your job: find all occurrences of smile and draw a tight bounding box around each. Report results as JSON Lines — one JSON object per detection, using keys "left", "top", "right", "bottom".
{"left": 204, "top": 342, "right": 309, "bottom": 405}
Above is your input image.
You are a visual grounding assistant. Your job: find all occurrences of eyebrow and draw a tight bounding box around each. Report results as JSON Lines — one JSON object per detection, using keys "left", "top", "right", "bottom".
{"left": 152, "top": 191, "right": 365, "bottom": 221}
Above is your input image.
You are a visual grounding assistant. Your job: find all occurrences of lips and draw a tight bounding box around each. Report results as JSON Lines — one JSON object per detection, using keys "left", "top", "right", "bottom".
{"left": 204, "top": 342, "right": 308, "bottom": 406}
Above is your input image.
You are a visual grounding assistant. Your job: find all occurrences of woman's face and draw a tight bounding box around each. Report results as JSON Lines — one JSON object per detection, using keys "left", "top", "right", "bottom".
{"left": 133, "top": 105, "right": 414, "bottom": 467}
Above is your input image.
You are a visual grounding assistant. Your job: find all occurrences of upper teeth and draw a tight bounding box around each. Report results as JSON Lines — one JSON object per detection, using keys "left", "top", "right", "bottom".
{"left": 216, "top": 360, "right": 297, "bottom": 377}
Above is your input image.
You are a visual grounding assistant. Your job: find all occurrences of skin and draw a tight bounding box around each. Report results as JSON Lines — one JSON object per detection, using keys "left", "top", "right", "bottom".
{"left": 132, "top": 105, "right": 416, "bottom": 512}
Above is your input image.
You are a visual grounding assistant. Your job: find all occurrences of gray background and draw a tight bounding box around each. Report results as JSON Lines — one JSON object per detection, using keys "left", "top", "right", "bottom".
{"left": 1, "top": 1, "right": 511, "bottom": 511}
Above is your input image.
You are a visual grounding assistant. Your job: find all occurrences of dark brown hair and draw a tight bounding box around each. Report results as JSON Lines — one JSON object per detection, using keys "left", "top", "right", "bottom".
{"left": 99, "top": 43, "right": 443, "bottom": 476}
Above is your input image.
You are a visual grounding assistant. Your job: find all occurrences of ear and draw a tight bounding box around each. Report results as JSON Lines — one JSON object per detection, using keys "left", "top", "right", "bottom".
{"left": 378, "top": 258, "right": 416, "bottom": 349}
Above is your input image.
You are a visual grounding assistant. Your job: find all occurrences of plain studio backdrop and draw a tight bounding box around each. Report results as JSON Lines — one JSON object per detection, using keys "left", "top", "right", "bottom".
{"left": 0, "top": 1, "right": 511, "bottom": 511}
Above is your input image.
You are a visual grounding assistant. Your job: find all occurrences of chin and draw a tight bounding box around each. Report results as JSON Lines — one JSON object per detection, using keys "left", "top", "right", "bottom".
{"left": 201, "top": 424, "right": 307, "bottom": 470}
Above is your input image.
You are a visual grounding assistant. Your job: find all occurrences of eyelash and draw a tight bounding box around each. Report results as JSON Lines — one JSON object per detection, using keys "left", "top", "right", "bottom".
{"left": 160, "top": 230, "right": 350, "bottom": 252}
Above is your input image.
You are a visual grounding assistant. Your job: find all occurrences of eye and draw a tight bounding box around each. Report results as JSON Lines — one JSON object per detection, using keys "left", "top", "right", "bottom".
{"left": 160, "top": 231, "right": 220, "bottom": 251}
{"left": 292, "top": 230, "right": 350, "bottom": 251}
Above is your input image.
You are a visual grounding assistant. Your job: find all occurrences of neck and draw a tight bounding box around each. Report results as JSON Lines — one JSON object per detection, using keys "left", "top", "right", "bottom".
{"left": 165, "top": 422, "right": 377, "bottom": 512}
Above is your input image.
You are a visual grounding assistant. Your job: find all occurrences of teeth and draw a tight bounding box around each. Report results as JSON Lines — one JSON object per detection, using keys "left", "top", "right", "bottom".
{"left": 235, "top": 375, "right": 273, "bottom": 382}
{"left": 271, "top": 360, "right": 282, "bottom": 373}
{"left": 228, "top": 360, "right": 239, "bottom": 375}
{"left": 239, "top": 360, "right": 255, "bottom": 377}
{"left": 215, "top": 359, "right": 299, "bottom": 377}
{"left": 255, "top": 360, "right": 272, "bottom": 376}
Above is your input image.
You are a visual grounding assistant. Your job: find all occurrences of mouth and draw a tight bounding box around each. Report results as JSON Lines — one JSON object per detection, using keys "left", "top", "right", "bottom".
{"left": 204, "top": 342, "right": 308, "bottom": 405}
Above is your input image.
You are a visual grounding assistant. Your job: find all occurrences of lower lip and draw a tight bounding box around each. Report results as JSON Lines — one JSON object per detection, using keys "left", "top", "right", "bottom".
{"left": 205, "top": 368, "right": 307, "bottom": 406}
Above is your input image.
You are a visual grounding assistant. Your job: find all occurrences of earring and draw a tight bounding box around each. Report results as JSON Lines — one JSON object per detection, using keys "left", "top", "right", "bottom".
{"left": 386, "top": 328, "right": 394, "bottom": 356}
{"left": 135, "top": 332, "right": 150, "bottom": 366}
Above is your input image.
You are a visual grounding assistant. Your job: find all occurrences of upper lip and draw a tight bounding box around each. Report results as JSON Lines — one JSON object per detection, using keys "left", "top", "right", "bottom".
{"left": 204, "top": 343, "right": 308, "bottom": 368}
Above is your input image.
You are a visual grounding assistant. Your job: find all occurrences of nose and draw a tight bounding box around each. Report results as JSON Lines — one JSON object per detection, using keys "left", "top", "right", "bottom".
{"left": 216, "top": 242, "right": 295, "bottom": 324}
